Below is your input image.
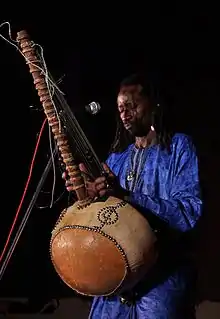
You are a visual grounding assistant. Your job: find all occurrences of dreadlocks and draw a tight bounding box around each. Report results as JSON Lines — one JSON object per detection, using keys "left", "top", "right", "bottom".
{"left": 109, "top": 73, "right": 173, "bottom": 154}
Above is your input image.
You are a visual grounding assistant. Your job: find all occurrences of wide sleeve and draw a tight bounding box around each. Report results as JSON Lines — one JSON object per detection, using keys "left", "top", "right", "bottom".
{"left": 128, "top": 136, "right": 203, "bottom": 232}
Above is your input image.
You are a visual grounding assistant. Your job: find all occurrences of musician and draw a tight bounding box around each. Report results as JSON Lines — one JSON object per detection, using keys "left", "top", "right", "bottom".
{"left": 65, "top": 73, "right": 203, "bottom": 318}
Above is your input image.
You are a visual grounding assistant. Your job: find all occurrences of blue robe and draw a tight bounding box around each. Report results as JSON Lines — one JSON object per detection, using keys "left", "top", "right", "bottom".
{"left": 89, "top": 133, "right": 202, "bottom": 319}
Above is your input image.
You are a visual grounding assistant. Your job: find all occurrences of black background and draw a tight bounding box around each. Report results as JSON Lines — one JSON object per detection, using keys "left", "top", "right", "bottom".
{"left": 0, "top": 5, "right": 219, "bottom": 304}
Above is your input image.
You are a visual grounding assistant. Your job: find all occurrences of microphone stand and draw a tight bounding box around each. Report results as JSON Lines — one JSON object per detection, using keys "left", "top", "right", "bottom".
{"left": 0, "top": 147, "right": 58, "bottom": 281}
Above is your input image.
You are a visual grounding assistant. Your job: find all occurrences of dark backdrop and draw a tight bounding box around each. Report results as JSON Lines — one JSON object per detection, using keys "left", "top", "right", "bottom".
{"left": 0, "top": 8, "right": 219, "bottom": 304}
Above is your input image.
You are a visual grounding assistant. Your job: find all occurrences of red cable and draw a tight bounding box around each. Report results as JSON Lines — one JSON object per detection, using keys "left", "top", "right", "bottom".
{"left": 0, "top": 117, "right": 48, "bottom": 264}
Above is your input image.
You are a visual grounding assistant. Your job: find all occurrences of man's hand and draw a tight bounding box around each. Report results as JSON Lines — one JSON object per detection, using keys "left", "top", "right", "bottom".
{"left": 62, "top": 165, "right": 97, "bottom": 199}
{"left": 87, "top": 163, "right": 129, "bottom": 199}
{"left": 62, "top": 163, "right": 128, "bottom": 200}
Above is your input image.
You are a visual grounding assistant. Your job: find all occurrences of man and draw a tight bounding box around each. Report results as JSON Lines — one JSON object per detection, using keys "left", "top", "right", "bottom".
{"left": 65, "top": 73, "right": 203, "bottom": 318}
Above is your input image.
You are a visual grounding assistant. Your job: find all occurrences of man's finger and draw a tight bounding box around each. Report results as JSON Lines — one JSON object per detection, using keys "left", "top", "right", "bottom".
{"left": 64, "top": 180, "right": 73, "bottom": 192}
{"left": 62, "top": 171, "right": 68, "bottom": 180}
{"left": 103, "top": 163, "right": 114, "bottom": 177}
{"left": 79, "top": 163, "right": 94, "bottom": 181}
{"left": 65, "top": 180, "right": 72, "bottom": 187}
{"left": 79, "top": 163, "right": 88, "bottom": 173}
{"left": 96, "top": 182, "right": 107, "bottom": 191}
{"left": 95, "top": 176, "right": 107, "bottom": 184}
{"left": 99, "top": 189, "right": 107, "bottom": 197}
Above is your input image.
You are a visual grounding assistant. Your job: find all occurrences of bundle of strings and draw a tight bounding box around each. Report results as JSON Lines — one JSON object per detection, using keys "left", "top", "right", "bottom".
{"left": 0, "top": 21, "right": 66, "bottom": 266}
{"left": 0, "top": 21, "right": 66, "bottom": 207}
{"left": 0, "top": 21, "right": 104, "bottom": 269}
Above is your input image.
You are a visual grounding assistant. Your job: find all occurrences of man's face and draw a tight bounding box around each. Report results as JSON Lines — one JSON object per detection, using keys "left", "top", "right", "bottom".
{"left": 117, "top": 84, "right": 153, "bottom": 137}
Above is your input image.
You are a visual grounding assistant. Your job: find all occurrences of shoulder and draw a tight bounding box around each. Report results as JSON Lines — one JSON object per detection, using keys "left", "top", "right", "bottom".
{"left": 170, "top": 134, "right": 198, "bottom": 174}
{"left": 105, "top": 145, "right": 132, "bottom": 170}
{"left": 171, "top": 133, "right": 196, "bottom": 154}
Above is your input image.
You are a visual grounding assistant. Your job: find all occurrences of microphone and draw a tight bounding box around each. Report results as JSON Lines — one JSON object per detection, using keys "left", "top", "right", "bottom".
{"left": 85, "top": 101, "right": 101, "bottom": 115}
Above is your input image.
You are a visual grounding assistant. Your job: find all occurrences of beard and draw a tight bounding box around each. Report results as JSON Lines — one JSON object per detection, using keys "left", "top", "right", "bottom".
{"left": 126, "top": 117, "right": 151, "bottom": 137}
